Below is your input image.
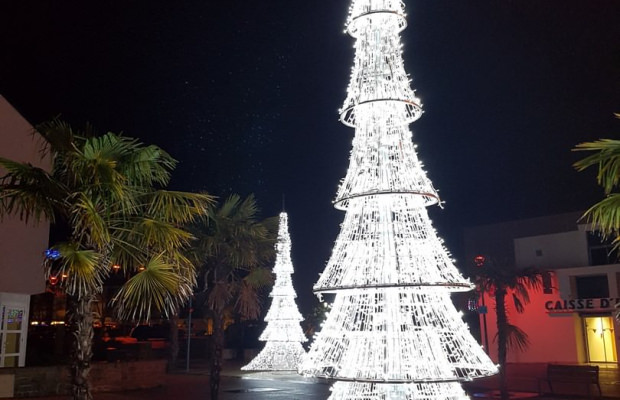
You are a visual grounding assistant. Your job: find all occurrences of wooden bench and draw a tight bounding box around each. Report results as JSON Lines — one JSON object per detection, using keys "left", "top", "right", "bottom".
{"left": 538, "top": 364, "right": 601, "bottom": 398}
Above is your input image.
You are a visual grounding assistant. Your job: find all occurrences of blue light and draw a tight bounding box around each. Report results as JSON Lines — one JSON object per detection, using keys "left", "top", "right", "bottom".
{"left": 45, "top": 249, "right": 61, "bottom": 260}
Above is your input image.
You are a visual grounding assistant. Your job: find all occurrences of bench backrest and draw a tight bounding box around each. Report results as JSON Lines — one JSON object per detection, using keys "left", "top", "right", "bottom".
{"left": 547, "top": 364, "right": 599, "bottom": 383}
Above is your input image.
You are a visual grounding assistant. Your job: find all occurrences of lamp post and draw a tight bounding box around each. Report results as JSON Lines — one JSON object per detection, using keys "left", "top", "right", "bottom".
{"left": 475, "top": 255, "right": 490, "bottom": 355}
{"left": 185, "top": 297, "right": 193, "bottom": 372}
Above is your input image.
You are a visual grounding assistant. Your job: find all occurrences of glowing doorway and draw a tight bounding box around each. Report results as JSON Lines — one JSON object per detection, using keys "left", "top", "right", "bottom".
{"left": 0, "top": 305, "right": 25, "bottom": 367}
{"left": 584, "top": 316, "right": 617, "bottom": 363}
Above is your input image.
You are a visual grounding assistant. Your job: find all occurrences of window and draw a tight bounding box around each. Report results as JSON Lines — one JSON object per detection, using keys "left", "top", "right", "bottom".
{"left": 575, "top": 275, "right": 609, "bottom": 299}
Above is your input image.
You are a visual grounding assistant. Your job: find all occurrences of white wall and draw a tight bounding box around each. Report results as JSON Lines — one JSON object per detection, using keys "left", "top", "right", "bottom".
{"left": 514, "top": 230, "right": 588, "bottom": 270}
{"left": 0, "top": 95, "right": 49, "bottom": 295}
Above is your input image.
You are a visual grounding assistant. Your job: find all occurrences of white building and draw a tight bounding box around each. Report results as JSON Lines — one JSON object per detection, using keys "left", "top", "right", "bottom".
{"left": 0, "top": 95, "right": 49, "bottom": 368}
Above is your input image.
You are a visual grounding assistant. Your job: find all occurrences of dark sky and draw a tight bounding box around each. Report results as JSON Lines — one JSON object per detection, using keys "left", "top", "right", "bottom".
{"left": 1, "top": 0, "right": 619, "bottom": 314}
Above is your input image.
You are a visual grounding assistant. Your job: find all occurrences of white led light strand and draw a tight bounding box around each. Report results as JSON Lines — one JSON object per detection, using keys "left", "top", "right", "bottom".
{"left": 242, "top": 212, "right": 307, "bottom": 371}
{"left": 299, "top": 0, "right": 498, "bottom": 398}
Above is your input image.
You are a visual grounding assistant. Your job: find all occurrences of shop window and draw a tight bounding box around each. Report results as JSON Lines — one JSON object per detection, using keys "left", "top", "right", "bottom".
{"left": 576, "top": 275, "right": 609, "bottom": 299}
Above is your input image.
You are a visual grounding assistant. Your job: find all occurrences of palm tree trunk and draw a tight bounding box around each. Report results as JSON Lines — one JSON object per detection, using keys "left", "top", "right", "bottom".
{"left": 169, "top": 314, "right": 179, "bottom": 371}
{"left": 210, "top": 314, "right": 224, "bottom": 400}
{"left": 68, "top": 294, "right": 94, "bottom": 400}
{"left": 495, "top": 287, "right": 509, "bottom": 400}
{"left": 235, "top": 315, "right": 244, "bottom": 361}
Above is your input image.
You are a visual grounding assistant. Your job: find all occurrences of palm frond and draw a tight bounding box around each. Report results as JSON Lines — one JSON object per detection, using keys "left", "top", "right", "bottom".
{"left": 581, "top": 194, "right": 620, "bottom": 239}
{"left": 166, "top": 251, "right": 197, "bottom": 284}
{"left": 107, "top": 226, "right": 148, "bottom": 269}
{"left": 82, "top": 132, "right": 134, "bottom": 162}
{"left": 236, "top": 281, "right": 261, "bottom": 320}
{"left": 512, "top": 293, "right": 525, "bottom": 313}
{"left": 217, "top": 194, "right": 241, "bottom": 218}
{"left": 70, "top": 134, "right": 131, "bottom": 202}
{"left": 233, "top": 194, "right": 259, "bottom": 223}
{"left": 120, "top": 144, "right": 176, "bottom": 187}
{"left": 146, "top": 190, "right": 214, "bottom": 224}
{"left": 515, "top": 283, "right": 532, "bottom": 305}
{"left": 208, "top": 280, "right": 233, "bottom": 313}
{"left": 510, "top": 273, "right": 541, "bottom": 307}
{"left": 50, "top": 242, "right": 105, "bottom": 298}
{"left": 133, "top": 217, "right": 194, "bottom": 251}
{"left": 112, "top": 253, "right": 192, "bottom": 322}
{"left": 244, "top": 267, "right": 274, "bottom": 289}
{"left": 574, "top": 139, "right": 620, "bottom": 194}
{"left": 519, "top": 274, "right": 542, "bottom": 294}
{"left": 0, "top": 158, "right": 62, "bottom": 223}
{"left": 503, "top": 323, "right": 530, "bottom": 353}
{"left": 69, "top": 193, "right": 110, "bottom": 247}
{"left": 35, "top": 118, "right": 77, "bottom": 156}
{"left": 260, "top": 215, "right": 280, "bottom": 236}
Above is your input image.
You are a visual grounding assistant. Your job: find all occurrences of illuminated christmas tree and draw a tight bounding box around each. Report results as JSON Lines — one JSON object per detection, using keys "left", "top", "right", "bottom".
{"left": 299, "top": 0, "right": 498, "bottom": 398}
{"left": 242, "top": 211, "right": 307, "bottom": 371}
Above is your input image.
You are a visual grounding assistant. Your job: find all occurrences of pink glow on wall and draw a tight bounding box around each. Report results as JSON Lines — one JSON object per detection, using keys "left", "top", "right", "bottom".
{"left": 479, "top": 272, "right": 583, "bottom": 364}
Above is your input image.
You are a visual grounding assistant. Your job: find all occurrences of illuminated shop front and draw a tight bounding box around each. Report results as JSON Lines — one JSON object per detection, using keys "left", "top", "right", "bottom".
{"left": 479, "top": 264, "right": 620, "bottom": 364}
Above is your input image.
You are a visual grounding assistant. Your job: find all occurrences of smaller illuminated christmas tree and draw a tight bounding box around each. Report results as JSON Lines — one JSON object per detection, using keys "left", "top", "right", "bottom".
{"left": 242, "top": 211, "right": 307, "bottom": 371}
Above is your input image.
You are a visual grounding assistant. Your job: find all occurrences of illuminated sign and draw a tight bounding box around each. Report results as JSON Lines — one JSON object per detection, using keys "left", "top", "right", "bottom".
{"left": 545, "top": 298, "right": 620, "bottom": 312}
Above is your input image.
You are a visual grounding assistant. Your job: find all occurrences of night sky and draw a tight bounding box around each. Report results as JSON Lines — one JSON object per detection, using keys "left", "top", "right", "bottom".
{"left": 1, "top": 0, "right": 619, "bottom": 314}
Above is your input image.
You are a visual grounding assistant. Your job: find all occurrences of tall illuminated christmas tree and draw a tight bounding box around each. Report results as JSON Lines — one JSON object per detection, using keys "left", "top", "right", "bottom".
{"left": 299, "top": 0, "right": 498, "bottom": 398}
{"left": 242, "top": 211, "right": 307, "bottom": 371}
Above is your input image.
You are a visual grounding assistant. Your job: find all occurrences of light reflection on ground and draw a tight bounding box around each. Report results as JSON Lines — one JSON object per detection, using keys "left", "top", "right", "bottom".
{"left": 224, "top": 388, "right": 282, "bottom": 393}
{"left": 472, "top": 391, "right": 538, "bottom": 399}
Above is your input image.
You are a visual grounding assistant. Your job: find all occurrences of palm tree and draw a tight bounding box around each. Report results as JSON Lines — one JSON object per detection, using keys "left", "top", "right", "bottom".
{"left": 191, "top": 194, "right": 277, "bottom": 400}
{"left": 303, "top": 298, "right": 329, "bottom": 339}
{"left": 574, "top": 114, "right": 620, "bottom": 253}
{"left": 470, "top": 256, "right": 542, "bottom": 400}
{"left": 0, "top": 120, "right": 213, "bottom": 400}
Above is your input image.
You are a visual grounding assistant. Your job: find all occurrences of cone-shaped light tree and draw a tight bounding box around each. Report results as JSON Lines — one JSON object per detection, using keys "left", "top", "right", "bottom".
{"left": 242, "top": 211, "right": 307, "bottom": 370}
{"left": 299, "top": 1, "right": 498, "bottom": 398}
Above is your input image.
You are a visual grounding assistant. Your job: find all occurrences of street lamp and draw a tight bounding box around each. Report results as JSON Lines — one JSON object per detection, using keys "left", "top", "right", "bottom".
{"left": 186, "top": 296, "right": 193, "bottom": 372}
{"left": 475, "top": 255, "right": 490, "bottom": 355}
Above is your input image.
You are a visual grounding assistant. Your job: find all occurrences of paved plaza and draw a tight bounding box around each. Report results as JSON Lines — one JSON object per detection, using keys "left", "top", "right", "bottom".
{"left": 220, "top": 372, "right": 331, "bottom": 400}
{"left": 10, "top": 361, "right": 620, "bottom": 400}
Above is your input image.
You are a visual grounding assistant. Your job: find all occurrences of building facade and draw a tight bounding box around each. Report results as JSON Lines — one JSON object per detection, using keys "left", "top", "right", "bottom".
{"left": 0, "top": 96, "right": 49, "bottom": 367}
{"left": 465, "top": 212, "right": 620, "bottom": 364}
